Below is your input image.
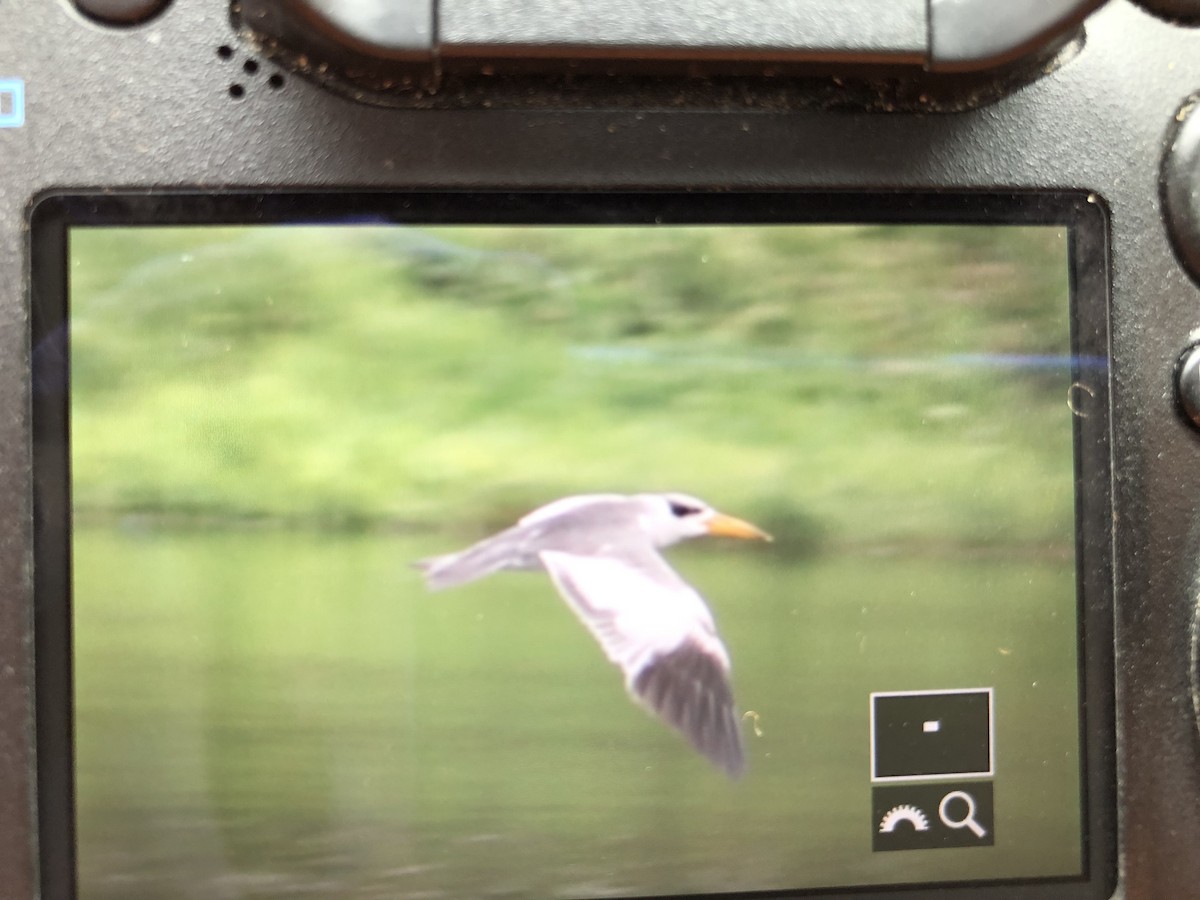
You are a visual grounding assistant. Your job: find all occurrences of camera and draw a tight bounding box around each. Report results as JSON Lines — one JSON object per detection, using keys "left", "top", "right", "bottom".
{"left": 4, "top": 1, "right": 1200, "bottom": 898}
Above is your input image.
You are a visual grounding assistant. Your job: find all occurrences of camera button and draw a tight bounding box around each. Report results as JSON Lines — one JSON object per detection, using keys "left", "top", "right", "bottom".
{"left": 1176, "top": 343, "right": 1200, "bottom": 429}
{"left": 73, "top": 0, "right": 171, "bottom": 26}
{"left": 1164, "top": 94, "right": 1200, "bottom": 288}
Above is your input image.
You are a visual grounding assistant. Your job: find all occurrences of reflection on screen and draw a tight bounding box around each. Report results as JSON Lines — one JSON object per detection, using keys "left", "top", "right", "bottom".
{"left": 68, "top": 223, "right": 1083, "bottom": 898}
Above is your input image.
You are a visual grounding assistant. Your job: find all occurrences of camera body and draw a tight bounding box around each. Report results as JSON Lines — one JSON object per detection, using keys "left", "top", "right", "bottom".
{"left": 4, "top": 2, "right": 1200, "bottom": 898}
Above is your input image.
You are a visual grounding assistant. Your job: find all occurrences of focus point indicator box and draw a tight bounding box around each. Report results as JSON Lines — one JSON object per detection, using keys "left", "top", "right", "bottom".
{"left": 870, "top": 688, "right": 994, "bottom": 782}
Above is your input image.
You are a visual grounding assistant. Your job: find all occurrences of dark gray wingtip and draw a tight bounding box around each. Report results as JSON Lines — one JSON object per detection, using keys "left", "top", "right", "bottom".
{"left": 633, "top": 641, "right": 746, "bottom": 779}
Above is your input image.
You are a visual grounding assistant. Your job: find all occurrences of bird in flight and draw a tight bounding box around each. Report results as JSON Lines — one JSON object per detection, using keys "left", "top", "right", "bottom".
{"left": 415, "top": 492, "right": 772, "bottom": 777}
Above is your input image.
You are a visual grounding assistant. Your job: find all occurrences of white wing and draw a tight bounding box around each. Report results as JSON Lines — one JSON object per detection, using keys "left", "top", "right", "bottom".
{"left": 539, "top": 549, "right": 745, "bottom": 777}
{"left": 518, "top": 493, "right": 626, "bottom": 527}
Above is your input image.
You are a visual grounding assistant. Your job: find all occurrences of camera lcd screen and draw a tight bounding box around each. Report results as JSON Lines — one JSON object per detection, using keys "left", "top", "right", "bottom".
{"left": 32, "top": 194, "right": 1114, "bottom": 900}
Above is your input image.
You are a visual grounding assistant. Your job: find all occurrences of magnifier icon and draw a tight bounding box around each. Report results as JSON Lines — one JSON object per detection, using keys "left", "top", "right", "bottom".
{"left": 938, "top": 790, "right": 987, "bottom": 838}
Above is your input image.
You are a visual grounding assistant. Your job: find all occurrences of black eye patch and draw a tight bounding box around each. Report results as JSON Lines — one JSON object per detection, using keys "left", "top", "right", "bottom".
{"left": 669, "top": 501, "right": 701, "bottom": 518}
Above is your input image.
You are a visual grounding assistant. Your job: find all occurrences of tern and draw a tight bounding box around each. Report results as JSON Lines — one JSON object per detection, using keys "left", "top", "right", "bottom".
{"left": 415, "top": 492, "right": 772, "bottom": 777}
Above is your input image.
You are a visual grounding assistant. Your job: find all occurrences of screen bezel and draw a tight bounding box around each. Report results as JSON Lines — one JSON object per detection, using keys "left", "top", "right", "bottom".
{"left": 28, "top": 190, "right": 1116, "bottom": 900}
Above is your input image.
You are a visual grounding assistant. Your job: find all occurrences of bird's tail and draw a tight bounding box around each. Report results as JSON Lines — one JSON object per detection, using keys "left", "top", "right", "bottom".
{"left": 413, "top": 530, "right": 524, "bottom": 591}
{"left": 411, "top": 553, "right": 460, "bottom": 591}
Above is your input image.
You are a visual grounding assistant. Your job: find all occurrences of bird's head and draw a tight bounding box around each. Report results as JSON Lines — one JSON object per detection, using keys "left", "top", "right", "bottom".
{"left": 637, "top": 492, "right": 774, "bottom": 547}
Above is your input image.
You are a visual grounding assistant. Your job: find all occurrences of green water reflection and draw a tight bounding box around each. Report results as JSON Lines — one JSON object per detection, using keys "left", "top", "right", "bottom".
{"left": 75, "top": 527, "right": 1082, "bottom": 899}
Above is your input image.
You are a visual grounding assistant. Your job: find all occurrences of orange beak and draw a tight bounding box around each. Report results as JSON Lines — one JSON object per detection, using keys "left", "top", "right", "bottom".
{"left": 705, "top": 512, "right": 773, "bottom": 542}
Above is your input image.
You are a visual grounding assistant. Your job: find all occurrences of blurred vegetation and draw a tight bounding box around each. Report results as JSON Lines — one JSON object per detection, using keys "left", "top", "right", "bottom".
{"left": 67, "top": 223, "right": 1074, "bottom": 551}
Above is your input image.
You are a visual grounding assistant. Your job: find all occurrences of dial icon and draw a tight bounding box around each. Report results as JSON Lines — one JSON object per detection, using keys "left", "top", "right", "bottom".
{"left": 879, "top": 804, "right": 931, "bottom": 833}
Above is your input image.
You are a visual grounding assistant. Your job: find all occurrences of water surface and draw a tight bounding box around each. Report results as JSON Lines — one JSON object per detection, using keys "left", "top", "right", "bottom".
{"left": 75, "top": 526, "right": 1083, "bottom": 899}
